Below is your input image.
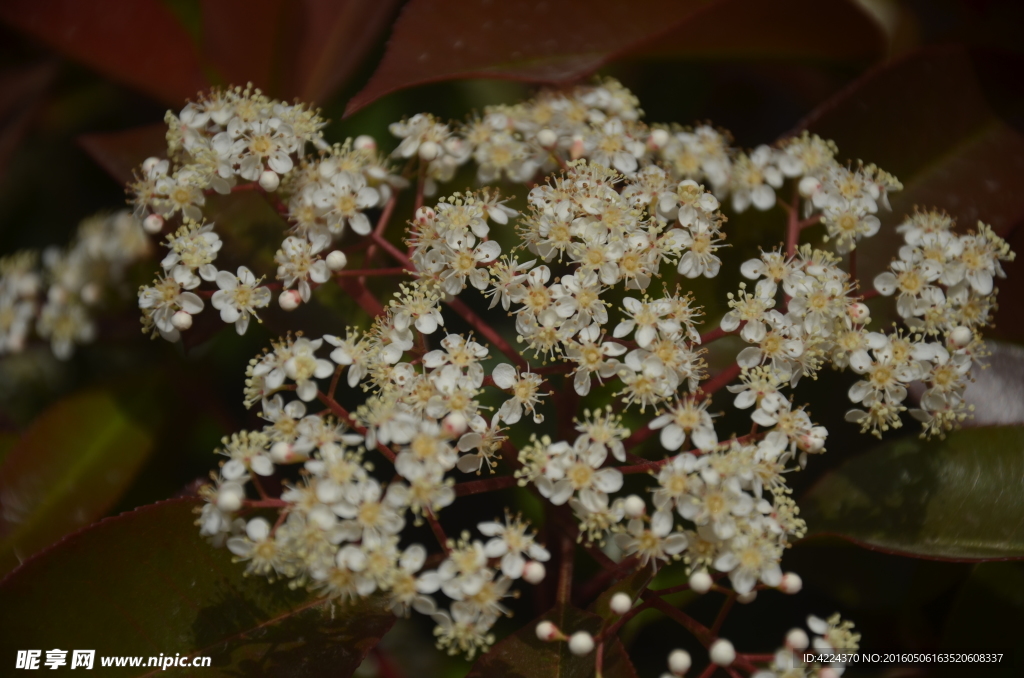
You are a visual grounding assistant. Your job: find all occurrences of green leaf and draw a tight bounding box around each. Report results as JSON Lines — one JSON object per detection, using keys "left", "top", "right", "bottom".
{"left": 0, "top": 498, "right": 395, "bottom": 676}
{"left": 800, "top": 425, "right": 1024, "bottom": 561}
{"left": 344, "top": 0, "right": 884, "bottom": 116}
{"left": 466, "top": 604, "right": 638, "bottom": 678}
{"left": 0, "top": 388, "right": 160, "bottom": 575}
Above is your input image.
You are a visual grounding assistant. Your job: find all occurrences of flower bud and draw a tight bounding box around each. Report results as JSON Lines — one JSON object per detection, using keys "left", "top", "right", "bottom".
{"left": 442, "top": 411, "right": 468, "bottom": 437}
{"left": 780, "top": 572, "right": 803, "bottom": 594}
{"left": 570, "top": 135, "right": 586, "bottom": 160}
{"left": 246, "top": 517, "right": 271, "bottom": 541}
{"left": 354, "top": 135, "right": 377, "bottom": 151}
{"left": 950, "top": 325, "right": 972, "bottom": 348}
{"left": 143, "top": 213, "right": 164, "bottom": 234}
{"left": 785, "top": 628, "right": 809, "bottom": 651}
{"left": 142, "top": 156, "right": 161, "bottom": 175}
{"left": 709, "top": 639, "right": 735, "bottom": 666}
{"left": 418, "top": 140, "right": 440, "bottom": 161}
{"left": 798, "top": 176, "right": 821, "bottom": 197}
{"left": 819, "top": 668, "right": 840, "bottom": 678}
{"left": 623, "top": 494, "right": 646, "bottom": 518}
{"left": 523, "top": 561, "right": 546, "bottom": 584}
{"left": 326, "top": 250, "right": 348, "bottom": 271}
{"left": 415, "top": 206, "right": 436, "bottom": 224}
{"left": 648, "top": 128, "right": 670, "bottom": 150}
{"left": 568, "top": 631, "right": 594, "bottom": 656}
{"left": 537, "top": 129, "right": 558, "bottom": 149}
{"left": 171, "top": 310, "right": 193, "bottom": 331}
{"left": 689, "top": 570, "right": 713, "bottom": 594}
{"left": 81, "top": 282, "right": 102, "bottom": 305}
{"left": 259, "top": 170, "right": 280, "bottom": 192}
{"left": 535, "top": 620, "right": 560, "bottom": 641}
{"left": 609, "top": 592, "right": 632, "bottom": 615}
{"left": 217, "top": 482, "right": 244, "bottom": 512}
{"left": 270, "top": 441, "right": 294, "bottom": 463}
{"left": 668, "top": 648, "right": 691, "bottom": 675}
{"left": 279, "top": 290, "right": 302, "bottom": 311}
{"left": 737, "top": 591, "right": 757, "bottom": 604}
{"left": 318, "top": 159, "right": 338, "bottom": 179}
{"left": 848, "top": 302, "right": 870, "bottom": 323}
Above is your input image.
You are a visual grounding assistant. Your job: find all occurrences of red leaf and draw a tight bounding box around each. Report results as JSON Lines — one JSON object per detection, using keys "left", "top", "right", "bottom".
{"left": 0, "top": 62, "right": 57, "bottom": 183}
{"left": 200, "top": 0, "right": 286, "bottom": 94}
{"left": 77, "top": 122, "right": 167, "bottom": 186}
{"left": 284, "top": 0, "right": 404, "bottom": 104}
{"left": 634, "top": 0, "right": 886, "bottom": 61}
{"left": 794, "top": 46, "right": 1024, "bottom": 289}
{"left": 344, "top": 0, "right": 885, "bottom": 117}
{"left": 0, "top": 0, "right": 209, "bottom": 106}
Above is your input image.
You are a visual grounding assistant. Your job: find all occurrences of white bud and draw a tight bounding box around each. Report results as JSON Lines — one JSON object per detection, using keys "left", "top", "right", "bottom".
{"left": 737, "top": 591, "right": 757, "bottom": 604}
{"left": 689, "top": 570, "right": 713, "bottom": 594}
{"left": 259, "top": 170, "right": 280, "bottom": 192}
{"left": 442, "top": 411, "right": 468, "bottom": 437}
{"left": 418, "top": 140, "right": 439, "bottom": 161}
{"left": 623, "top": 494, "right": 646, "bottom": 518}
{"left": 570, "top": 135, "right": 586, "bottom": 160}
{"left": 537, "top": 128, "right": 558, "bottom": 148}
{"left": 80, "top": 282, "right": 102, "bottom": 305}
{"left": 568, "top": 631, "right": 594, "bottom": 656}
{"left": 318, "top": 159, "right": 338, "bottom": 179}
{"left": 780, "top": 572, "right": 803, "bottom": 594}
{"left": 668, "top": 648, "right": 692, "bottom": 675}
{"left": 609, "top": 592, "right": 632, "bottom": 615}
{"left": 216, "top": 482, "right": 244, "bottom": 512}
{"left": 415, "top": 206, "right": 436, "bottom": 224}
{"left": 535, "top": 620, "right": 559, "bottom": 641}
{"left": 171, "top": 310, "right": 193, "bottom": 331}
{"left": 649, "top": 128, "right": 670, "bottom": 149}
{"left": 326, "top": 250, "right": 348, "bottom": 271}
{"left": 709, "top": 639, "right": 735, "bottom": 666}
{"left": 279, "top": 290, "right": 301, "bottom": 311}
{"left": 270, "top": 441, "right": 294, "bottom": 463}
{"left": 798, "top": 176, "right": 821, "bottom": 197}
{"left": 523, "top": 561, "right": 546, "bottom": 584}
{"left": 785, "top": 628, "right": 809, "bottom": 651}
{"left": 848, "top": 302, "right": 870, "bottom": 323}
{"left": 950, "top": 325, "right": 973, "bottom": 348}
{"left": 142, "top": 156, "right": 161, "bottom": 175}
{"left": 353, "top": 135, "right": 377, "bottom": 151}
{"left": 246, "top": 516, "right": 271, "bottom": 541}
{"left": 143, "top": 213, "right": 164, "bottom": 234}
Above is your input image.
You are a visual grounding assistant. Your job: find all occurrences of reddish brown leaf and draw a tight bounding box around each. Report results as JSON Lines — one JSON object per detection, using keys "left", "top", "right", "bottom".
{"left": 78, "top": 122, "right": 168, "bottom": 186}
{"left": 284, "top": 0, "right": 404, "bottom": 104}
{"left": 634, "top": 0, "right": 886, "bottom": 61}
{"left": 0, "top": 0, "right": 208, "bottom": 105}
{"left": 795, "top": 46, "right": 1024, "bottom": 283}
{"left": 0, "top": 62, "right": 57, "bottom": 183}
{"left": 200, "top": 0, "right": 286, "bottom": 94}
{"left": 344, "top": 0, "right": 885, "bottom": 117}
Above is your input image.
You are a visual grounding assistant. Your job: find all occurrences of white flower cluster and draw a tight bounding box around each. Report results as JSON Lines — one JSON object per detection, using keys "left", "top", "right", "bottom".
{"left": 857, "top": 211, "right": 1014, "bottom": 438}
{"left": 0, "top": 211, "right": 149, "bottom": 358}
{"left": 158, "top": 78, "right": 1011, "bottom": 667}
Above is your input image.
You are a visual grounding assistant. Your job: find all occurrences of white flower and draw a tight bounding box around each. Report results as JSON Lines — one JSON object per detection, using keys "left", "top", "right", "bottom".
{"left": 492, "top": 364, "right": 548, "bottom": 424}
{"left": 478, "top": 515, "right": 551, "bottom": 578}
{"left": 284, "top": 337, "right": 335, "bottom": 401}
{"left": 613, "top": 510, "right": 688, "bottom": 570}
{"left": 212, "top": 266, "right": 271, "bottom": 334}
{"left": 649, "top": 398, "right": 718, "bottom": 452}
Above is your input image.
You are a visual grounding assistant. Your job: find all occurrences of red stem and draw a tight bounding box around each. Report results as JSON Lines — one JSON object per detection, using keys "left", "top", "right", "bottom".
{"left": 710, "top": 592, "right": 736, "bottom": 636}
{"left": 699, "top": 363, "right": 742, "bottom": 400}
{"left": 454, "top": 475, "right": 518, "bottom": 497}
{"left": 785, "top": 191, "right": 801, "bottom": 257}
{"left": 446, "top": 296, "right": 529, "bottom": 369}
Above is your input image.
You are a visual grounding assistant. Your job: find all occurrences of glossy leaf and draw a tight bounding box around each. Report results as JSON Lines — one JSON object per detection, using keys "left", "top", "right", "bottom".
{"left": 284, "top": 0, "right": 404, "bottom": 104}
{"left": 0, "top": 388, "right": 159, "bottom": 575}
{"left": 345, "top": 0, "right": 884, "bottom": 116}
{"left": 78, "top": 123, "right": 168, "bottom": 186}
{"left": 797, "top": 46, "right": 1024, "bottom": 281}
{"left": 801, "top": 425, "right": 1024, "bottom": 561}
{"left": 0, "top": 0, "right": 208, "bottom": 106}
{"left": 0, "top": 499, "right": 395, "bottom": 676}
{"left": 466, "top": 604, "right": 638, "bottom": 678}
